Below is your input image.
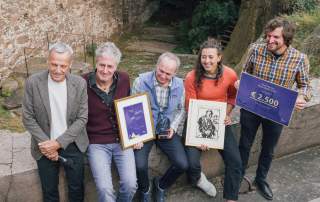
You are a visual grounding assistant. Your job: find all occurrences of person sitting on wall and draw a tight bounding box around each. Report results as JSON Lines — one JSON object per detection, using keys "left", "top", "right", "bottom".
{"left": 83, "top": 42, "right": 137, "bottom": 202}
{"left": 132, "top": 52, "right": 189, "bottom": 202}
{"left": 22, "top": 42, "right": 89, "bottom": 202}
{"left": 184, "top": 38, "right": 242, "bottom": 202}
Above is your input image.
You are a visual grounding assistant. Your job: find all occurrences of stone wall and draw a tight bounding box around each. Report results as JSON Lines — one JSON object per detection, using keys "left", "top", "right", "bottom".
{"left": 0, "top": 0, "right": 159, "bottom": 86}
{"left": 1, "top": 79, "right": 319, "bottom": 201}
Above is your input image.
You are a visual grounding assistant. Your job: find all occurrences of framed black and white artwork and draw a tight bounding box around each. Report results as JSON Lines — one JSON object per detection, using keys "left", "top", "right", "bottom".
{"left": 185, "top": 99, "right": 226, "bottom": 149}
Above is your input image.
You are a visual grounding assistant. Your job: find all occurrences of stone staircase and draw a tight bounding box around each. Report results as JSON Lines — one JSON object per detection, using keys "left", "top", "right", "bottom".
{"left": 125, "top": 26, "right": 178, "bottom": 53}
{"left": 218, "top": 20, "right": 238, "bottom": 48}
{"left": 121, "top": 25, "right": 197, "bottom": 79}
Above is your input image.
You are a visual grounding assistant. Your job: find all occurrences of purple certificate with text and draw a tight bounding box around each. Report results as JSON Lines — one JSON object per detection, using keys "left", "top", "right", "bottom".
{"left": 124, "top": 103, "right": 147, "bottom": 139}
{"left": 236, "top": 72, "right": 298, "bottom": 126}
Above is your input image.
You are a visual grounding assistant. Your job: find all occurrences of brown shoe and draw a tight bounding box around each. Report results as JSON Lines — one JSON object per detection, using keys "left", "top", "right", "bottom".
{"left": 239, "top": 176, "right": 254, "bottom": 194}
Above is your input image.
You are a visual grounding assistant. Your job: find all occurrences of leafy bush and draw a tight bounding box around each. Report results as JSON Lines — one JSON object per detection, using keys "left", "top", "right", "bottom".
{"left": 286, "top": 8, "right": 320, "bottom": 76}
{"left": 175, "top": 0, "right": 239, "bottom": 53}
{"left": 287, "top": 0, "right": 319, "bottom": 13}
{"left": 286, "top": 8, "right": 320, "bottom": 49}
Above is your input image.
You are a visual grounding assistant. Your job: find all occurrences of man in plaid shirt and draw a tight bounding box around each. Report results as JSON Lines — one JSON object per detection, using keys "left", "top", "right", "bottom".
{"left": 132, "top": 52, "right": 188, "bottom": 202}
{"left": 235, "top": 17, "right": 311, "bottom": 200}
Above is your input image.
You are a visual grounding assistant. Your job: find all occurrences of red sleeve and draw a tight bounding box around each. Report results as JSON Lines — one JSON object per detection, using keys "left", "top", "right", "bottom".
{"left": 184, "top": 71, "right": 197, "bottom": 111}
{"left": 226, "top": 67, "right": 238, "bottom": 106}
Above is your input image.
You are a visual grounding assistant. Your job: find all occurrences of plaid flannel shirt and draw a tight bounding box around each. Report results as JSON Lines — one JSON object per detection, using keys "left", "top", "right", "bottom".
{"left": 132, "top": 75, "right": 186, "bottom": 134}
{"left": 243, "top": 43, "right": 311, "bottom": 101}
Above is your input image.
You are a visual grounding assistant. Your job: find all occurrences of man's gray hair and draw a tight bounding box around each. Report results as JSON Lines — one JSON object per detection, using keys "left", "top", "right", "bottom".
{"left": 156, "top": 52, "right": 181, "bottom": 70}
{"left": 95, "top": 42, "right": 122, "bottom": 65}
{"left": 49, "top": 42, "right": 74, "bottom": 57}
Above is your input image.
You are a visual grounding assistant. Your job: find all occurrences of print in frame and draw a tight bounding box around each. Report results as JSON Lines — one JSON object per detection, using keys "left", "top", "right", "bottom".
{"left": 186, "top": 99, "right": 226, "bottom": 149}
{"left": 114, "top": 93, "right": 155, "bottom": 149}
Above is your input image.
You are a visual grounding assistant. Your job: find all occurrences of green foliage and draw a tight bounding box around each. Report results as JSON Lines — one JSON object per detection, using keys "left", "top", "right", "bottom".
{"left": 175, "top": 0, "right": 239, "bottom": 53}
{"left": 86, "top": 43, "right": 97, "bottom": 57}
{"left": 309, "top": 56, "right": 320, "bottom": 77}
{"left": 0, "top": 102, "right": 10, "bottom": 117}
{"left": 285, "top": 8, "right": 320, "bottom": 77}
{"left": 286, "top": 9, "right": 320, "bottom": 47}
{"left": 286, "top": 8, "right": 320, "bottom": 49}
{"left": 1, "top": 90, "right": 12, "bottom": 97}
{"left": 287, "top": 0, "right": 319, "bottom": 13}
{"left": 173, "top": 20, "right": 193, "bottom": 53}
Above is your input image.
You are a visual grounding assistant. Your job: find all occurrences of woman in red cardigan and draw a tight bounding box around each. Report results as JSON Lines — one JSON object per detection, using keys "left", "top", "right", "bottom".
{"left": 184, "top": 38, "right": 242, "bottom": 202}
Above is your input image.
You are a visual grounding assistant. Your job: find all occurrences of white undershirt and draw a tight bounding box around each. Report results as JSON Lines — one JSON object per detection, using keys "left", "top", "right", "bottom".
{"left": 48, "top": 74, "right": 67, "bottom": 140}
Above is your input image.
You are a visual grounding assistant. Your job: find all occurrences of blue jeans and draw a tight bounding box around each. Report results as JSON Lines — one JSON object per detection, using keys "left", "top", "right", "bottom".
{"left": 134, "top": 135, "right": 188, "bottom": 192}
{"left": 37, "top": 143, "right": 84, "bottom": 202}
{"left": 87, "top": 144, "right": 137, "bottom": 202}
{"left": 239, "top": 109, "right": 283, "bottom": 182}
{"left": 186, "top": 125, "right": 242, "bottom": 201}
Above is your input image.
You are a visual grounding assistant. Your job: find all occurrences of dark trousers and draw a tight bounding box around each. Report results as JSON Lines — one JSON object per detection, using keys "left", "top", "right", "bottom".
{"left": 134, "top": 135, "right": 188, "bottom": 192}
{"left": 36, "top": 143, "right": 85, "bottom": 202}
{"left": 239, "top": 109, "right": 283, "bottom": 182}
{"left": 186, "top": 125, "right": 242, "bottom": 200}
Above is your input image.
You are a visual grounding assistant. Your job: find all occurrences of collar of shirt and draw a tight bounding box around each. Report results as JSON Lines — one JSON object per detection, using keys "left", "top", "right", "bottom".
{"left": 48, "top": 73, "right": 67, "bottom": 85}
{"left": 88, "top": 70, "right": 118, "bottom": 93}
{"left": 88, "top": 71, "right": 119, "bottom": 105}
{"left": 152, "top": 72, "right": 172, "bottom": 111}
{"left": 265, "top": 45, "right": 290, "bottom": 60}
{"left": 203, "top": 66, "right": 224, "bottom": 80}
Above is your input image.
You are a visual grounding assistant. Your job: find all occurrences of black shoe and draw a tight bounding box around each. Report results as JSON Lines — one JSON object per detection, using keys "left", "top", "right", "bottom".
{"left": 153, "top": 177, "right": 165, "bottom": 202}
{"left": 254, "top": 180, "right": 273, "bottom": 200}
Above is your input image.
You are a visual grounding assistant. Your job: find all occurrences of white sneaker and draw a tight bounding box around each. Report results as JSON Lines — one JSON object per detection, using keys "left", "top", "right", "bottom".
{"left": 196, "top": 172, "right": 217, "bottom": 197}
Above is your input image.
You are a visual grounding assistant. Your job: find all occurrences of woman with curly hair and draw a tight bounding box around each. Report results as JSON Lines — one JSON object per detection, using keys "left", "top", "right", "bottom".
{"left": 184, "top": 38, "right": 242, "bottom": 202}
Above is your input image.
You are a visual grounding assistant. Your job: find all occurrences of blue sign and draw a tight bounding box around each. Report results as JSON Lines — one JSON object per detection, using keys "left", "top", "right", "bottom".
{"left": 236, "top": 72, "right": 298, "bottom": 126}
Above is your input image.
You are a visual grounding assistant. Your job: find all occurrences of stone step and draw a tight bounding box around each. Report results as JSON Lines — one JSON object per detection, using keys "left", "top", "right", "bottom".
{"left": 142, "top": 27, "right": 177, "bottom": 36}
{"left": 125, "top": 40, "right": 177, "bottom": 54}
{"left": 224, "top": 29, "right": 233, "bottom": 34}
{"left": 142, "top": 33, "right": 178, "bottom": 44}
{"left": 309, "top": 198, "right": 320, "bottom": 202}
{"left": 176, "top": 53, "right": 198, "bottom": 64}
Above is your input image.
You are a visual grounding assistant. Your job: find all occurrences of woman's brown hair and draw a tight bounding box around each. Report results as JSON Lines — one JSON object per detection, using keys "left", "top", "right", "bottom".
{"left": 195, "top": 38, "right": 224, "bottom": 88}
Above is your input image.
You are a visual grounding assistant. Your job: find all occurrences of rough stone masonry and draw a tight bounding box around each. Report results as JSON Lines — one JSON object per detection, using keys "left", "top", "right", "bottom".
{"left": 0, "top": 0, "right": 159, "bottom": 86}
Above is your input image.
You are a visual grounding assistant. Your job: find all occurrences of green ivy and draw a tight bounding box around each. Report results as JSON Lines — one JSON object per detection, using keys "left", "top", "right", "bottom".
{"left": 287, "top": 0, "right": 318, "bottom": 13}
{"left": 1, "top": 90, "right": 12, "bottom": 98}
{"left": 175, "top": 0, "right": 239, "bottom": 53}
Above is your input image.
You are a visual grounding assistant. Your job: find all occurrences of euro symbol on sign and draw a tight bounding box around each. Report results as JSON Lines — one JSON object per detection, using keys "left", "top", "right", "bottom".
{"left": 251, "top": 91, "right": 256, "bottom": 99}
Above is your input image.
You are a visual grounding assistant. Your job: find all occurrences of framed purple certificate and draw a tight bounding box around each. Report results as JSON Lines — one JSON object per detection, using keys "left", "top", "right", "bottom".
{"left": 236, "top": 72, "right": 298, "bottom": 126}
{"left": 114, "top": 93, "right": 155, "bottom": 149}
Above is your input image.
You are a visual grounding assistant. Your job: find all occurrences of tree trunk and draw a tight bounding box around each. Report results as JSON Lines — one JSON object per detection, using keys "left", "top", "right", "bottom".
{"left": 224, "top": 0, "right": 291, "bottom": 70}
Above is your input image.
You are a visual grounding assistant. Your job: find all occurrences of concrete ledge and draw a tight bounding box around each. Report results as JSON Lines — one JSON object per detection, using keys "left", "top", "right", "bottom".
{"left": 1, "top": 79, "right": 319, "bottom": 201}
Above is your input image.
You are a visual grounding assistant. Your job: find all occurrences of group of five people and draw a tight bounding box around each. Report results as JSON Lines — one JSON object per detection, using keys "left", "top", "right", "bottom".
{"left": 22, "top": 17, "right": 311, "bottom": 202}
